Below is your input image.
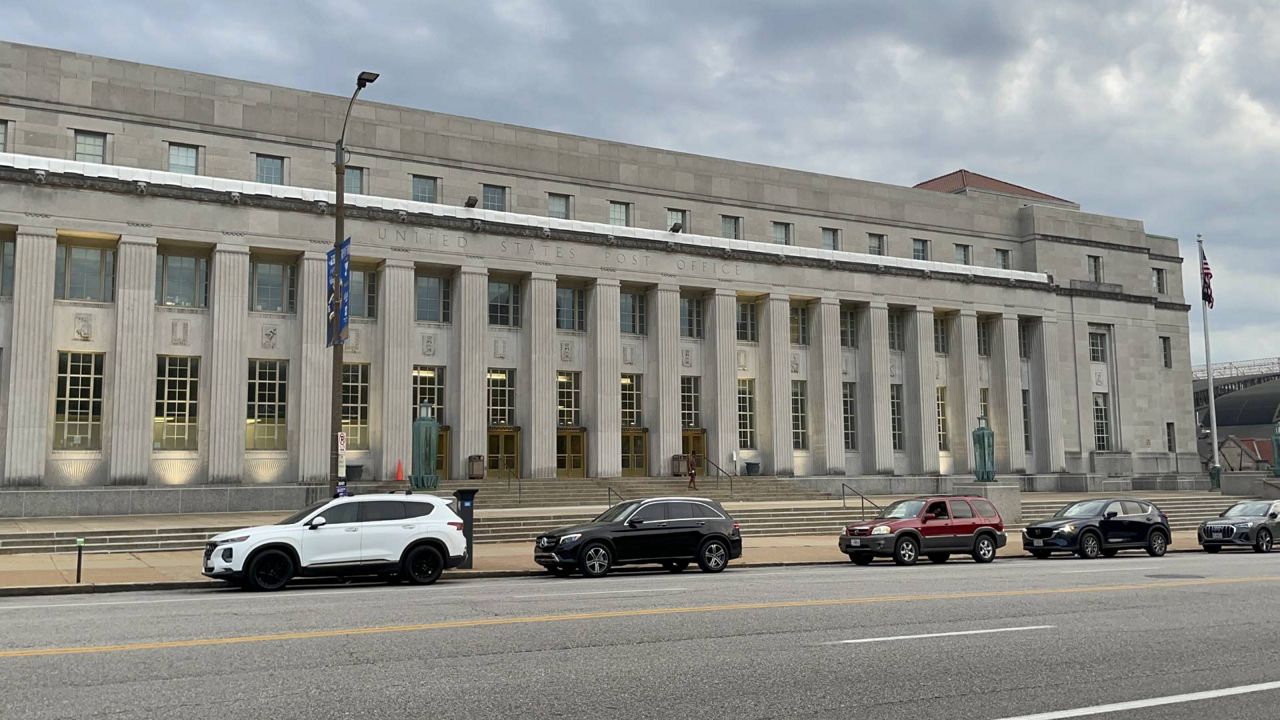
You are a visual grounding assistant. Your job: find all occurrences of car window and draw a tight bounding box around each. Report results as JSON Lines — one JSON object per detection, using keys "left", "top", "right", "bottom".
{"left": 972, "top": 499, "right": 998, "bottom": 518}
{"left": 1104, "top": 501, "right": 1124, "bottom": 517}
{"left": 667, "top": 502, "right": 700, "bottom": 520}
{"left": 315, "top": 502, "right": 359, "bottom": 525}
{"left": 926, "top": 501, "right": 949, "bottom": 519}
{"left": 1055, "top": 499, "right": 1109, "bottom": 518}
{"left": 949, "top": 500, "right": 975, "bottom": 519}
{"left": 359, "top": 501, "right": 407, "bottom": 523}
{"left": 278, "top": 501, "right": 329, "bottom": 525}
{"left": 632, "top": 503, "right": 668, "bottom": 522}
{"left": 693, "top": 503, "right": 724, "bottom": 519}
{"left": 1121, "top": 501, "right": 1145, "bottom": 516}
{"left": 403, "top": 501, "right": 434, "bottom": 519}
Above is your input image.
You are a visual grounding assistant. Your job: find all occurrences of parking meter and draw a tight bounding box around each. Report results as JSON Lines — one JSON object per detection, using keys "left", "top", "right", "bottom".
{"left": 453, "top": 488, "right": 479, "bottom": 569}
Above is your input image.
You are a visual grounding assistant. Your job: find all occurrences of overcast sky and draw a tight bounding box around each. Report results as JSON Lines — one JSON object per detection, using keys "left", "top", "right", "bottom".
{"left": 8, "top": 1, "right": 1277, "bottom": 365}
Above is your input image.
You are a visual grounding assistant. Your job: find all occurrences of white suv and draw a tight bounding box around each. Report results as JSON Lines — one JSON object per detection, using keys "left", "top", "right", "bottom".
{"left": 202, "top": 493, "right": 467, "bottom": 591}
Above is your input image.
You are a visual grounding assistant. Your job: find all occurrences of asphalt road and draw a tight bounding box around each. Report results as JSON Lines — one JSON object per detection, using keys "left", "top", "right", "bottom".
{"left": 2, "top": 551, "right": 1278, "bottom": 720}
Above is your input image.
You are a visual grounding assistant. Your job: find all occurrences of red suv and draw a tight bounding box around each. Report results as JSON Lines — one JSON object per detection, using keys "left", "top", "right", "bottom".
{"left": 838, "top": 496, "right": 1006, "bottom": 566}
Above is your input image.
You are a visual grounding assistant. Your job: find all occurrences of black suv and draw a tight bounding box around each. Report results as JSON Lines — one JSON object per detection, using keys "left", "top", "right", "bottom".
{"left": 534, "top": 497, "right": 742, "bottom": 578}
{"left": 1022, "top": 497, "right": 1171, "bottom": 559}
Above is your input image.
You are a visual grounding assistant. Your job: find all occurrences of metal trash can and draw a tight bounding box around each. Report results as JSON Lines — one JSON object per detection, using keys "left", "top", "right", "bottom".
{"left": 671, "top": 454, "right": 689, "bottom": 477}
{"left": 744, "top": 461, "right": 761, "bottom": 476}
{"left": 467, "top": 455, "right": 485, "bottom": 480}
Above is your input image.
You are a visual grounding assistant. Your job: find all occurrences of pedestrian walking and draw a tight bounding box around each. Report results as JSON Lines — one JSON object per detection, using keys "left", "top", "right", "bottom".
{"left": 687, "top": 457, "right": 698, "bottom": 490}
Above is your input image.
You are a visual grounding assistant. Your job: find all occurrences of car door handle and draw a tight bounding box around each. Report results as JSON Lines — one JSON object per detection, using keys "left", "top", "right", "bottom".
{"left": 345, "top": 528, "right": 359, "bottom": 533}
{"left": 401, "top": 525, "right": 416, "bottom": 529}
{"left": 696, "top": 521, "right": 706, "bottom": 526}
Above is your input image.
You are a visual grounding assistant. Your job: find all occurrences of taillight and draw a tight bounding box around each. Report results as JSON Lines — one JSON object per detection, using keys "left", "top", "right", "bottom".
{"left": 448, "top": 521, "right": 464, "bottom": 532}
{"left": 732, "top": 521, "right": 741, "bottom": 535}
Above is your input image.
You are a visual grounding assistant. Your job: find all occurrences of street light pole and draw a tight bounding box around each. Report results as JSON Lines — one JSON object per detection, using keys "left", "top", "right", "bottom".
{"left": 330, "top": 70, "right": 379, "bottom": 497}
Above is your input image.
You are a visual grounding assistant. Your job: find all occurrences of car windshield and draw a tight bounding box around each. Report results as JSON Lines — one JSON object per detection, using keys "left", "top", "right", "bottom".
{"left": 1223, "top": 502, "right": 1272, "bottom": 518}
{"left": 594, "top": 501, "right": 640, "bottom": 523}
{"left": 1055, "top": 500, "right": 1111, "bottom": 518}
{"left": 276, "top": 501, "right": 328, "bottom": 525}
{"left": 878, "top": 500, "right": 926, "bottom": 519}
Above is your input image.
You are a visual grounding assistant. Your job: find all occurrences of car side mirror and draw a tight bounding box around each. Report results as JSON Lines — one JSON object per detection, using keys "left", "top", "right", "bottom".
{"left": 923, "top": 513, "right": 936, "bottom": 522}
{"left": 309, "top": 516, "right": 327, "bottom": 529}
{"left": 1104, "top": 511, "right": 1118, "bottom": 519}
{"left": 1271, "top": 512, "right": 1278, "bottom": 520}
{"left": 627, "top": 517, "right": 644, "bottom": 527}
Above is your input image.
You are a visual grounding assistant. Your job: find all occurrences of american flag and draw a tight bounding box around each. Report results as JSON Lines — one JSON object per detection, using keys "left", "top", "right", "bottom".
{"left": 1200, "top": 245, "right": 1214, "bottom": 309}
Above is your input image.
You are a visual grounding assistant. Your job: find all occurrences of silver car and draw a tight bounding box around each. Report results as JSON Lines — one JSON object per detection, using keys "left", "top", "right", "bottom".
{"left": 1198, "top": 500, "right": 1280, "bottom": 553}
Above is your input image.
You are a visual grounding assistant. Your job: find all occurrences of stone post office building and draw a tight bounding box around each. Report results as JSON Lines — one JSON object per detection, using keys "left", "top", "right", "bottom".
{"left": 0, "top": 41, "right": 1198, "bottom": 491}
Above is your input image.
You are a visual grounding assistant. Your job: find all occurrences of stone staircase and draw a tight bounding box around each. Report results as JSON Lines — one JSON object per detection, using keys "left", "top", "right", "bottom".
{"left": 0, "top": 493, "right": 1245, "bottom": 555}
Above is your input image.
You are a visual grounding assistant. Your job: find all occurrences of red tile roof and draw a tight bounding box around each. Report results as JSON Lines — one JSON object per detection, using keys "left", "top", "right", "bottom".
{"left": 914, "top": 169, "right": 1073, "bottom": 205}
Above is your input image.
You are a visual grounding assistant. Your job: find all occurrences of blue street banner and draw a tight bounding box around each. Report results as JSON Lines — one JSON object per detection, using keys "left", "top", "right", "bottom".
{"left": 325, "top": 237, "right": 353, "bottom": 347}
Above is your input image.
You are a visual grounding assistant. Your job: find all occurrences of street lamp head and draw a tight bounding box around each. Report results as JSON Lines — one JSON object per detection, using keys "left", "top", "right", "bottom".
{"left": 356, "top": 70, "right": 380, "bottom": 89}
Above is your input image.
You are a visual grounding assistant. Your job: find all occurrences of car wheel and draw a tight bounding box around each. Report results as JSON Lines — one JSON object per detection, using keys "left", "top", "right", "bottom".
{"left": 1254, "top": 529, "right": 1273, "bottom": 554}
{"left": 972, "top": 535, "right": 997, "bottom": 564}
{"left": 549, "top": 566, "right": 573, "bottom": 577}
{"left": 579, "top": 543, "right": 612, "bottom": 578}
{"left": 663, "top": 560, "right": 690, "bottom": 573}
{"left": 927, "top": 553, "right": 950, "bottom": 564}
{"left": 1203, "top": 544, "right": 1221, "bottom": 553}
{"left": 1101, "top": 548, "right": 1119, "bottom": 558}
{"left": 245, "top": 549, "right": 294, "bottom": 592}
{"left": 403, "top": 545, "right": 444, "bottom": 585}
{"left": 1031, "top": 550, "right": 1052, "bottom": 559}
{"left": 893, "top": 536, "right": 919, "bottom": 566}
{"left": 849, "top": 553, "right": 874, "bottom": 566}
{"left": 1077, "top": 532, "right": 1102, "bottom": 559}
{"left": 1145, "top": 529, "right": 1169, "bottom": 558}
{"left": 697, "top": 539, "right": 729, "bottom": 573}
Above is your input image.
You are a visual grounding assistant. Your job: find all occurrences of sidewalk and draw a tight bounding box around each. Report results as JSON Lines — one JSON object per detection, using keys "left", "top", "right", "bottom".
{"left": 0, "top": 531, "right": 1207, "bottom": 594}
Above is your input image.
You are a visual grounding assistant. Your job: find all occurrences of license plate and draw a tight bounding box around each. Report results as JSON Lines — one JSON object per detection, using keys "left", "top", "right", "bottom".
{"left": 1032, "top": 540, "right": 1043, "bottom": 547}
{"left": 848, "top": 538, "right": 861, "bottom": 547}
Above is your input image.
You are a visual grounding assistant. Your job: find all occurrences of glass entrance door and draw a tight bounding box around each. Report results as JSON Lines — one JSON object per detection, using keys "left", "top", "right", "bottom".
{"left": 556, "top": 430, "right": 586, "bottom": 478}
{"left": 437, "top": 427, "right": 451, "bottom": 478}
{"left": 487, "top": 428, "right": 520, "bottom": 476}
{"left": 681, "top": 429, "right": 707, "bottom": 474}
{"left": 621, "top": 429, "right": 648, "bottom": 477}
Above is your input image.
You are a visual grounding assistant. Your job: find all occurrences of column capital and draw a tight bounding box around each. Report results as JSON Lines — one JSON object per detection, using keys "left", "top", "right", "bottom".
{"left": 594, "top": 277, "right": 621, "bottom": 289}
{"left": 458, "top": 265, "right": 488, "bottom": 277}
{"left": 379, "top": 258, "right": 415, "bottom": 271}
{"left": 655, "top": 283, "right": 680, "bottom": 293}
{"left": 303, "top": 250, "right": 328, "bottom": 261}
{"left": 868, "top": 299, "right": 889, "bottom": 311}
{"left": 118, "top": 234, "right": 157, "bottom": 247}
{"left": 713, "top": 287, "right": 737, "bottom": 299}
{"left": 214, "top": 244, "right": 250, "bottom": 256}
{"left": 15, "top": 226, "right": 57, "bottom": 240}
{"left": 766, "top": 292, "right": 790, "bottom": 304}
{"left": 959, "top": 307, "right": 979, "bottom": 319}
{"left": 818, "top": 295, "right": 840, "bottom": 307}
{"left": 528, "top": 271, "right": 557, "bottom": 283}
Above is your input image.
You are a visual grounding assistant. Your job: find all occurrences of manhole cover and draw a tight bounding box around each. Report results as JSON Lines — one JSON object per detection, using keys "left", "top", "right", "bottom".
{"left": 1145, "top": 574, "right": 1205, "bottom": 579}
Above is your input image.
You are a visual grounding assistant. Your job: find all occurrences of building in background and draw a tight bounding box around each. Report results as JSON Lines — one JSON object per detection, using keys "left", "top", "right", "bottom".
{"left": 0, "top": 41, "right": 1198, "bottom": 487}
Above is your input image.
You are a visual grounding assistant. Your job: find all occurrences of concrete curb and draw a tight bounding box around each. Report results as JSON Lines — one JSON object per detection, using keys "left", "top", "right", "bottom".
{"left": 0, "top": 547, "right": 1212, "bottom": 598}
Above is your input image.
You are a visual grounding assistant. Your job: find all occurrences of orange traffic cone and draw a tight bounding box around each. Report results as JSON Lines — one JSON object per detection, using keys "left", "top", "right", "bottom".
{"left": 395, "top": 460, "right": 405, "bottom": 482}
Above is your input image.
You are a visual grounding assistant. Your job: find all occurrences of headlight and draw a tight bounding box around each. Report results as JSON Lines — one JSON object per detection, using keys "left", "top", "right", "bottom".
{"left": 870, "top": 526, "right": 891, "bottom": 535}
{"left": 1056, "top": 524, "right": 1075, "bottom": 535}
{"left": 217, "top": 535, "right": 249, "bottom": 545}
{"left": 1234, "top": 522, "right": 1255, "bottom": 529}
{"left": 558, "top": 534, "right": 582, "bottom": 545}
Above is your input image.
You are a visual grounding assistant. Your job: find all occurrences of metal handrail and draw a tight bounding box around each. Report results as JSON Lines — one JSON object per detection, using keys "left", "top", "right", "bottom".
{"left": 841, "top": 483, "right": 883, "bottom": 519}
{"left": 607, "top": 486, "right": 626, "bottom": 506}
{"left": 702, "top": 455, "right": 736, "bottom": 499}
{"left": 503, "top": 464, "right": 521, "bottom": 505}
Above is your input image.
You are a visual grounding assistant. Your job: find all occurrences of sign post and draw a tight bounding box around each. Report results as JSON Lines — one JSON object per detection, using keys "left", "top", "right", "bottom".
{"left": 336, "top": 431, "right": 349, "bottom": 496}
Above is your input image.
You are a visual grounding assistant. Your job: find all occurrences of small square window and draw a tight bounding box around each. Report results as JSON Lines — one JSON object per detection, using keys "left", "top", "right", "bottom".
{"left": 549, "top": 193, "right": 572, "bottom": 219}
{"left": 344, "top": 167, "right": 364, "bottom": 195}
{"left": 867, "top": 233, "right": 886, "bottom": 255}
{"left": 954, "top": 244, "right": 971, "bottom": 265}
{"left": 609, "top": 201, "right": 632, "bottom": 227}
{"left": 256, "top": 155, "right": 285, "bottom": 185}
{"left": 74, "top": 131, "right": 106, "bottom": 163}
{"left": 666, "top": 208, "right": 688, "bottom": 232}
{"left": 821, "top": 228, "right": 840, "bottom": 251}
{"left": 721, "top": 216, "right": 742, "bottom": 240}
{"left": 912, "top": 239, "right": 930, "bottom": 261}
{"left": 1088, "top": 255, "right": 1104, "bottom": 283}
{"left": 1152, "top": 268, "right": 1167, "bottom": 294}
{"left": 482, "top": 185, "right": 507, "bottom": 212}
{"left": 168, "top": 143, "right": 198, "bottom": 174}
{"left": 772, "top": 222, "right": 793, "bottom": 246}
{"left": 995, "top": 249, "right": 1012, "bottom": 270}
{"left": 412, "top": 176, "right": 439, "bottom": 203}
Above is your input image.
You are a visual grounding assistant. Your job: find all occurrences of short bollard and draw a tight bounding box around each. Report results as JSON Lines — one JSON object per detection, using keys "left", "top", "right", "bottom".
{"left": 75, "top": 538, "right": 85, "bottom": 584}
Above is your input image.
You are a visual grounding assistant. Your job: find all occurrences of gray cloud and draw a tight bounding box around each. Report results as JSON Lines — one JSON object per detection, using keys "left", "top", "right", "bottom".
{"left": 7, "top": 0, "right": 1278, "bottom": 363}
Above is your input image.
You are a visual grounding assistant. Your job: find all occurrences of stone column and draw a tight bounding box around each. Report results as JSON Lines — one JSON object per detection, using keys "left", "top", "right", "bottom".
{"left": 588, "top": 278, "right": 621, "bottom": 478}
{"left": 991, "top": 314, "right": 1027, "bottom": 473}
{"left": 1032, "top": 314, "right": 1067, "bottom": 473}
{"left": 378, "top": 259, "right": 414, "bottom": 481}
{"left": 108, "top": 235, "right": 157, "bottom": 485}
{"left": 811, "top": 296, "right": 845, "bottom": 475}
{"left": 706, "top": 288, "right": 738, "bottom": 472}
{"left": 524, "top": 272, "right": 557, "bottom": 478}
{"left": 295, "top": 251, "right": 332, "bottom": 485}
{"left": 947, "top": 309, "right": 981, "bottom": 474}
{"left": 206, "top": 244, "right": 250, "bottom": 484}
{"left": 450, "top": 266, "right": 488, "bottom": 481}
{"left": 907, "top": 307, "right": 939, "bottom": 474}
{"left": 3, "top": 227, "right": 57, "bottom": 486}
{"left": 860, "top": 301, "right": 894, "bottom": 474}
{"left": 760, "top": 293, "right": 793, "bottom": 476}
{"left": 652, "top": 284, "right": 680, "bottom": 476}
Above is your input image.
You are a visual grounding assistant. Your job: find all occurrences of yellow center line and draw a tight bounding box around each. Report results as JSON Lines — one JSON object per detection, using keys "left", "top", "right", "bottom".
{"left": 4, "top": 574, "right": 1276, "bottom": 659}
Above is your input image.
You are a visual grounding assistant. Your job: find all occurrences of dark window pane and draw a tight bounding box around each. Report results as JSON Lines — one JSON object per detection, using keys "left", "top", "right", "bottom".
{"left": 317, "top": 503, "right": 359, "bottom": 525}
{"left": 359, "top": 501, "right": 407, "bottom": 523}
{"left": 403, "top": 502, "right": 435, "bottom": 518}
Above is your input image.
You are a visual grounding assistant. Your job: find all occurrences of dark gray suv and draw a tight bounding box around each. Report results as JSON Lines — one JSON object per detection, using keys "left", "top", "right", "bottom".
{"left": 1198, "top": 500, "right": 1280, "bottom": 553}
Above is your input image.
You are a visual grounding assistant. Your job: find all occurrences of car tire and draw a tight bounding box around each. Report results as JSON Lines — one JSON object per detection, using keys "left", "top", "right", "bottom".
{"left": 549, "top": 566, "right": 573, "bottom": 577}
{"left": 1253, "top": 529, "right": 1273, "bottom": 554}
{"left": 849, "top": 553, "right": 874, "bottom": 566}
{"left": 893, "top": 536, "right": 919, "bottom": 566}
{"left": 1145, "top": 529, "right": 1169, "bottom": 558}
{"left": 697, "top": 539, "right": 729, "bottom": 573}
{"left": 244, "top": 549, "right": 294, "bottom": 592}
{"left": 1101, "top": 548, "right": 1119, "bottom": 558}
{"left": 1203, "top": 544, "right": 1221, "bottom": 553}
{"left": 1077, "top": 532, "right": 1102, "bottom": 559}
{"left": 972, "top": 534, "right": 997, "bottom": 564}
{"left": 1031, "top": 550, "right": 1052, "bottom": 559}
{"left": 927, "top": 553, "right": 950, "bottom": 564}
{"left": 579, "top": 543, "right": 612, "bottom": 578}
{"left": 663, "top": 560, "right": 690, "bottom": 573}
{"left": 403, "top": 545, "right": 444, "bottom": 585}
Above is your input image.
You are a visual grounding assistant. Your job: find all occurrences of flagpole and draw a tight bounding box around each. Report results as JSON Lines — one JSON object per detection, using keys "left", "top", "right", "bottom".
{"left": 1198, "top": 234, "right": 1221, "bottom": 488}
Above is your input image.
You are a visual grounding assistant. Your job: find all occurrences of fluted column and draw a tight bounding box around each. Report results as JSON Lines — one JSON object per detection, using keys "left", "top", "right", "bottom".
{"left": 861, "top": 301, "right": 894, "bottom": 474}
{"left": 206, "top": 244, "right": 250, "bottom": 484}
{"left": 811, "top": 297, "right": 845, "bottom": 475}
{"left": 3, "top": 227, "right": 57, "bottom": 486}
{"left": 451, "top": 266, "right": 487, "bottom": 480}
{"left": 992, "top": 314, "right": 1027, "bottom": 472}
{"left": 761, "top": 293, "right": 793, "bottom": 476}
{"left": 652, "top": 284, "right": 680, "bottom": 475}
{"left": 108, "top": 235, "right": 157, "bottom": 485}
{"left": 947, "top": 309, "right": 981, "bottom": 474}
{"left": 706, "top": 289, "right": 737, "bottom": 472}
{"left": 1032, "top": 314, "right": 1067, "bottom": 473}
{"left": 378, "top": 259, "right": 415, "bottom": 481}
{"left": 524, "top": 273, "right": 557, "bottom": 478}
{"left": 588, "top": 278, "right": 621, "bottom": 478}
{"left": 296, "top": 252, "right": 332, "bottom": 484}
{"left": 907, "top": 307, "right": 939, "bottom": 474}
